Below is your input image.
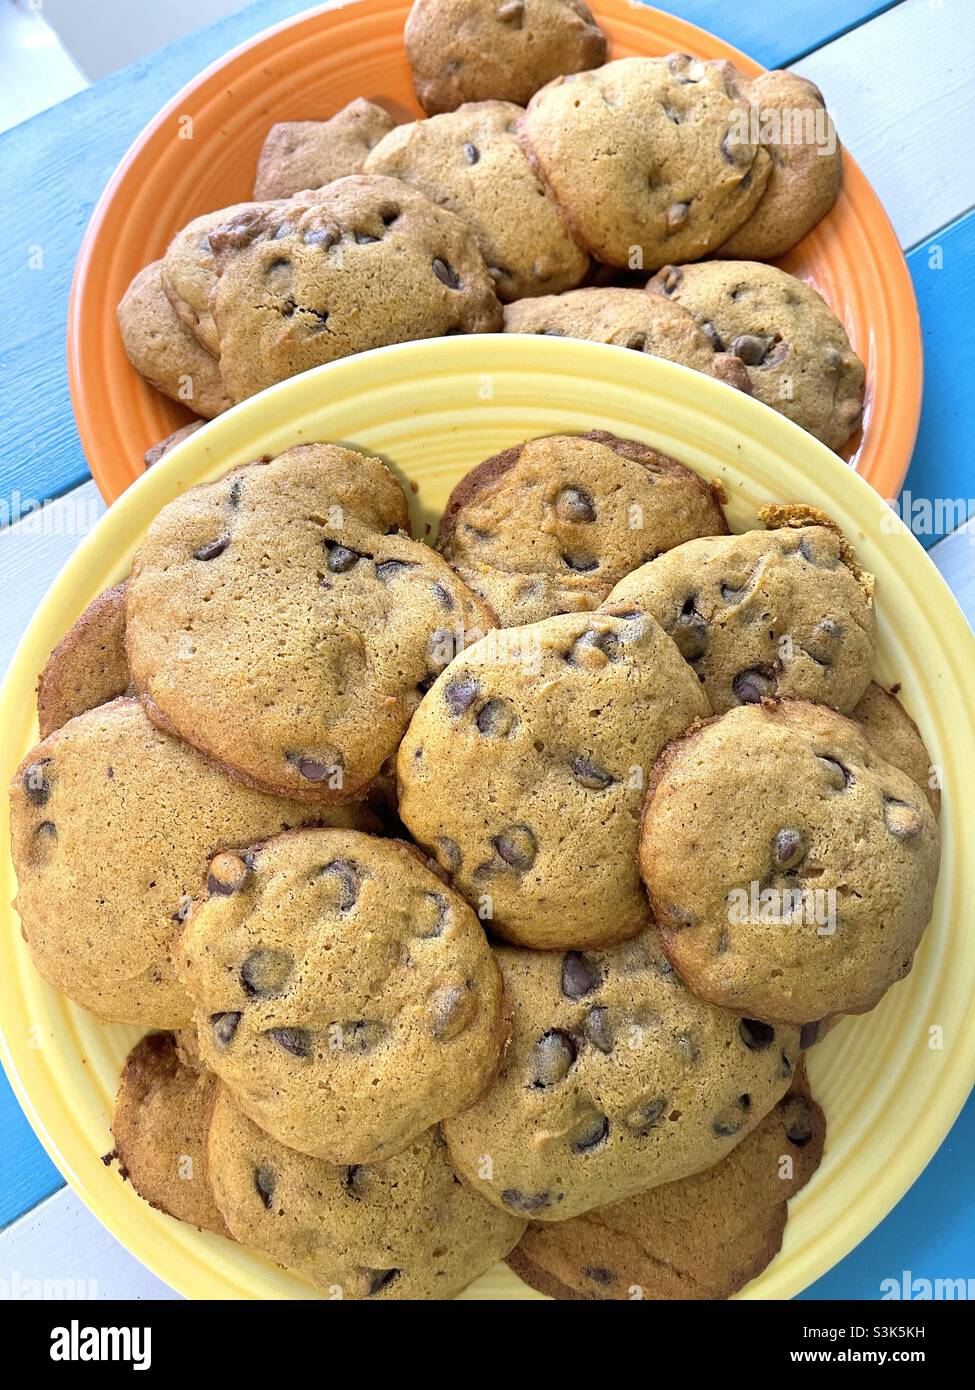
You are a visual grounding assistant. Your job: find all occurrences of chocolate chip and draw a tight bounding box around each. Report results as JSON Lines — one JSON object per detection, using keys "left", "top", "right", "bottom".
{"left": 571, "top": 1112, "right": 609, "bottom": 1153}
{"left": 228, "top": 478, "right": 244, "bottom": 507}
{"left": 502, "top": 1189, "right": 550, "bottom": 1214}
{"left": 366, "top": 1268, "right": 400, "bottom": 1295}
{"left": 254, "top": 1164, "right": 276, "bottom": 1209}
{"left": 326, "top": 542, "right": 360, "bottom": 573}
{"left": 22, "top": 760, "right": 52, "bottom": 806}
{"left": 585, "top": 1266, "right": 613, "bottom": 1286}
{"left": 626, "top": 332, "right": 647, "bottom": 351}
{"left": 555, "top": 486, "right": 597, "bottom": 523}
{"left": 432, "top": 257, "right": 460, "bottom": 289}
{"left": 434, "top": 838, "right": 461, "bottom": 873}
{"left": 241, "top": 948, "right": 293, "bottom": 998}
{"left": 295, "top": 754, "right": 341, "bottom": 782}
{"left": 655, "top": 265, "right": 682, "bottom": 295}
{"left": 571, "top": 756, "right": 614, "bottom": 791}
{"left": 799, "top": 1020, "right": 821, "bottom": 1049}
{"left": 732, "top": 668, "right": 775, "bottom": 704}
{"left": 729, "top": 334, "right": 776, "bottom": 366}
{"left": 320, "top": 858, "right": 360, "bottom": 910}
{"left": 772, "top": 827, "right": 807, "bottom": 869}
{"left": 376, "top": 559, "right": 416, "bottom": 583}
{"left": 476, "top": 697, "right": 516, "bottom": 736}
{"left": 497, "top": 0, "right": 525, "bottom": 23}
{"left": 463, "top": 141, "right": 480, "bottom": 164}
{"left": 431, "top": 581, "right": 454, "bottom": 610}
{"left": 700, "top": 320, "right": 724, "bottom": 351}
{"left": 673, "top": 605, "right": 709, "bottom": 662}
{"left": 493, "top": 824, "right": 537, "bottom": 871}
{"left": 720, "top": 581, "right": 750, "bottom": 603}
{"left": 567, "top": 628, "right": 622, "bottom": 666}
{"left": 786, "top": 1102, "right": 814, "bottom": 1147}
{"left": 532, "top": 1030, "right": 577, "bottom": 1087}
{"left": 712, "top": 1106, "right": 745, "bottom": 1138}
{"left": 804, "top": 618, "right": 841, "bottom": 666}
{"left": 445, "top": 677, "right": 480, "bottom": 716}
{"left": 739, "top": 1018, "right": 775, "bottom": 1050}
{"left": 884, "top": 799, "right": 923, "bottom": 840}
{"left": 342, "top": 1165, "right": 368, "bottom": 1198}
{"left": 817, "top": 756, "right": 851, "bottom": 790}
{"left": 427, "top": 983, "right": 474, "bottom": 1041}
{"left": 194, "top": 535, "right": 229, "bottom": 561}
{"left": 562, "top": 552, "right": 599, "bottom": 572}
{"left": 207, "top": 852, "right": 251, "bottom": 896}
{"left": 341, "top": 1020, "right": 385, "bottom": 1054}
{"left": 355, "top": 231, "right": 380, "bottom": 244}
{"left": 266, "top": 1026, "right": 312, "bottom": 1058}
{"left": 212, "top": 1012, "right": 241, "bottom": 1048}
{"left": 797, "top": 532, "right": 839, "bottom": 568}
{"left": 583, "top": 1006, "right": 613, "bottom": 1054}
{"left": 304, "top": 226, "right": 339, "bottom": 248}
{"left": 561, "top": 951, "right": 600, "bottom": 1000}
{"left": 624, "top": 1097, "right": 666, "bottom": 1136}
{"left": 417, "top": 891, "right": 449, "bottom": 939}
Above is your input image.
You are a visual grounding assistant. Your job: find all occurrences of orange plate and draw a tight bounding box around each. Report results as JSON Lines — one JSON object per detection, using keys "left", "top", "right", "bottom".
{"left": 68, "top": 0, "right": 922, "bottom": 503}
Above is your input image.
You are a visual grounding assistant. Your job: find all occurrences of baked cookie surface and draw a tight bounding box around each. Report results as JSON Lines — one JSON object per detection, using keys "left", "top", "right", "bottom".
{"left": 144, "top": 420, "right": 204, "bottom": 469}
{"left": 405, "top": 0, "right": 606, "bottom": 115}
{"left": 112, "top": 1032, "right": 229, "bottom": 1237}
{"left": 640, "top": 700, "right": 941, "bottom": 1023}
{"left": 37, "top": 583, "right": 130, "bottom": 738}
{"left": 209, "top": 176, "right": 502, "bottom": 402}
{"left": 117, "top": 261, "right": 231, "bottom": 419}
{"left": 161, "top": 203, "right": 272, "bottom": 356}
{"left": 853, "top": 681, "right": 940, "bottom": 816}
{"left": 364, "top": 100, "right": 589, "bottom": 302}
{"left": 178, "top": 828, "right": 506, "bottom": 1164}
{"left": 8, "top": 698, "right": 355, "bottom": 1026}
{"left": 208, "top": 1087, "right": 524, "bottom": 1298}
{"left": 443, "top": 929, "right": 801, "bottom": 1220}
{"left": 602, "top": 511, "right": 875, "bottom": 715}
{"left": 508, "top": 1068, "right": 825, "bottom": 1298}
{"left": 437, "top": 430, "right": 728, "bottom": 626}
{"left": 253, "top": 100, "right": 396, "bottom": 200}
{"left": 646, "top": 260, "right": 864, "bottom": 449}
{"left": 503, "top": 287, "right": 753, "bottom": 390}
{"left": 125, "top": 444, "right": 494, "bottom": 803}
{"left": 520, "top": 56, "right": 770, "bottom": 269}
{"left": 397, "top": 610, "right": 710, "bottom": 949}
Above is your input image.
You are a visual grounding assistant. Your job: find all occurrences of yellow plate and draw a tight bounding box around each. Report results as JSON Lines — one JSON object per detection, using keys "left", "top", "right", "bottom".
{"left": 2, "top": 337, "right": 973, "bottom": 1300}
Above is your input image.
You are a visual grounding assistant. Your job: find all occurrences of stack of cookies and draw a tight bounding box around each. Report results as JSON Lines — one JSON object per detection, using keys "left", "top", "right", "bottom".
{"left": 10, "top": 424, "right": 940, "bottom": 1298}
{"left": 119, "top": 0, "right": 864, "bottom": 462}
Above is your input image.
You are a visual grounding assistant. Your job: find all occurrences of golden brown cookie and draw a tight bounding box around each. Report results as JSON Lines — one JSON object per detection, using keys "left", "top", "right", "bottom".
{"left": 520, "top": 56, "right": 771, "bottom": 269}
{"left": 178, "top": 828, "right": 506, "bottom": 1164}
{"left": 507, "top": 1068, "right": 825, "bottom": 1298}
{"left": 160, "top": 203, "right": 271, "bottom": 355}
{"left": 717, "top": 68, "right": 842, "bottom": 259}
{"left": 208, "top": 1087, "right": 524, "bottom": 1298}
{"left": 640, "top": 700, "right": 941, "bottom": 1024}
{"left": 364, "top": 101, "right": 589, "bottom": 301}
{"left": 111, "top": 1032, "right": 230, "bottom": 1237}
{"left": 36, "top": 584, "right": 130, "bottom": 738}
{"left": 397, "top": 610, "right": 710, "bottom": 949}
{"left": 646, "top": 260, "right": 864, "bottom": 450}
{"left": 125, "top": 445, "right": 495, "bottom": 804}
{"left": 117, "top": 261, "right": 231, "bottom": 419}
{"left": 144, "top": 420, "right": 204, "bottom": 469}
{"left": 601, "top": 510, "right": 875, "bottom": 715}
{"left": 443, "top": 929, "right": 801, "bottom": 1220}
{"left": 208, "top": 177, "right": 502, "bottom": 402}
{"left": 9, "top": 698, "right": 365, "bottom": 1025}
{"left": 503, "top": 287, "right": 753, "bottom": 390}
{"left": 253, "top": 99, "right": 396, "bottom": 200}
{"left": 437, "top": 430, "right": 728, "bottom": 626}
{"left": 853, "top": 681, "right": 941, "bottom": 817}
{"left": 405, "top": 0, "right": 606, "bottom": 115}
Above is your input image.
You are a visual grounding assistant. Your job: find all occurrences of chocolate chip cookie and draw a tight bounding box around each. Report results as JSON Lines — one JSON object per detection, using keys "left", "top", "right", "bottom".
{"left": 405, "top": 0, "right": 606, "bottom": 115}
{"left": 397, "top": 610, "right": 710, "bottom": 949}
{"left": 443, "top": 929, "right": 801, "bottom": 1220}
{"left": 364, "top": 101, "right": 589, "bottom": 302}
{"left": 253, "top": 99, "right": 396, "bottom": 200}
{"left": 161, "top": 202, "right": 271, "bottom": 355}
{"left": 508, "top": 1067, "right": 825, "bottom": 1298}
{"left": 8, "top": 698, "right": 363, "bottom": 1026}
{"left": 520, "top": 56, "right": 771, "bottom": 270}
{"left": 144, "top": 420, "right": 204, "bottom": 469}
{"left": 125, "top": 445, "right": 495, "bottom": 804}
{"left": 117, "top": 261, "right": 231, "bottom": 419}
{"left": 503, "top": 287, "right": 753, "bottom": 391}
{"left": 646, "top": 260, "right": 864, "bottom": 449}
{"left": 37, "top": 583, "right": 130, "bottom": 738}
{"left": 208, "top": 176, "right": 502, "bottom": 402}
{"left": 208, "top": 1087, "right": 524, "bottom": 1298}
{"left": 111, "top": 1032, "right": 230, "bottom": 1237}
{"left": 717, "top": 68, "right": 842, "bottom": 259}
{"left": 178, "top": 828, "right": 506, "bottom": 1163}
{"left": 437, "top": 430, "right": 728, "bottom": 626}
{"left": 640, "top": 699, "right": 941, "bottom": 1023}
{"left": 853, "top": 681, "right": 940, "bottom": 816}
{"left": 601, "top": 507, "right": 875, "bottom": 715}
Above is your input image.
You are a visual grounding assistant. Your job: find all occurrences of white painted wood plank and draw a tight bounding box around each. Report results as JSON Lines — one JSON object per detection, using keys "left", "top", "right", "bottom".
{"left": 931, "top": 517, "right": 975, "bottom": 626}
{"left": 0, "top": 1189, "right": 180, "bottom": 1300}
{"left": 792, "top": 0, "right": 975, "bottom": 249}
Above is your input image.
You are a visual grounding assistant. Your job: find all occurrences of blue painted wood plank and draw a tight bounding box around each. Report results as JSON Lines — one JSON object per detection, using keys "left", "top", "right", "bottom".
{"left": 0, "top": 1071, "right": 62, "bottom": 1229}
{"left": 900, "top": 212, "right": 975, "bottom": 548}
{"left": 0, "top": 0, "right": 903, "bottom": 523}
